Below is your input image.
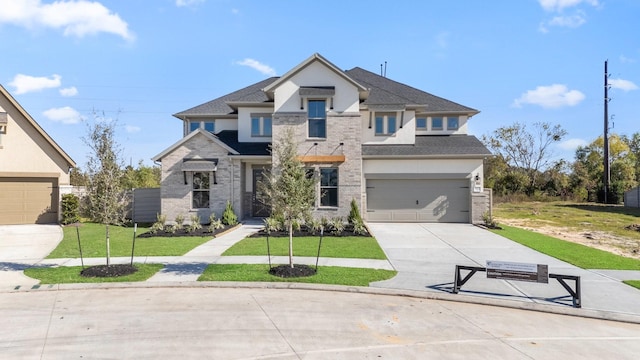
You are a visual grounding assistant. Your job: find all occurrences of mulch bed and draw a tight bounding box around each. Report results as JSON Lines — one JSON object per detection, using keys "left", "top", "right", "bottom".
{"left": 250, "top": 224, "right": 370, "bottom": 238}
{"left": 137, "top": 225, "right": 234, "bottom": 238}
{"left": 269, "top": 264, "right": 316, "bottom": 278}
{"left": 625, "top": 224, "right": 640, "bottom": 232}
{"left": 80, "top": 264, "right": 138, "bottom": 278}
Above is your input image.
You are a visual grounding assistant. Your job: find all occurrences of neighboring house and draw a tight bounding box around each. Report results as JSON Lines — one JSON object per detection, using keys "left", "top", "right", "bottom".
{"left": 0, "top": 85, "right": 76, "bottom": 225}
{"left": 153, "top": 53, "right": 491, "bottom": 224}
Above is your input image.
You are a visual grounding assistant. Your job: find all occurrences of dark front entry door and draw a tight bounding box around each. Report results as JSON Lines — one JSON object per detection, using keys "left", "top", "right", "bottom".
{"left": 252, "top": 169, "right": 271, "bottom": 217}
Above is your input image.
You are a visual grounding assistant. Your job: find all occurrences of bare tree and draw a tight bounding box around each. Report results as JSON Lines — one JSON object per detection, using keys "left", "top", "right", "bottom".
{"left": 258, "top": 128, "right": 316, "bottom": 268}
{"left": 83, "top": 113, "right": 126, "bottom": 266}
{"left": 482, "top": 122, "right": 566, "bottom": 195}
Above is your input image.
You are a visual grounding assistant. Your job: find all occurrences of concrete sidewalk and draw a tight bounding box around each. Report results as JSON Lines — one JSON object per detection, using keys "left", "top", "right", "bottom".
{"left": 367, "top": 223, "right": 640, "bottom": 320}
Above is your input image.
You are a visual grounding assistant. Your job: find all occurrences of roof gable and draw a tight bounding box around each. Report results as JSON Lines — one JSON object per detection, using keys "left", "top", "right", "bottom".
{"left": 262, "top": 53, "right": 368, "bottom": 96}
{"left": 0, "top": 84, "right": 75, "bottom": 168}
{"left": 152, "top": 129, "right": 239, "bottom": 161}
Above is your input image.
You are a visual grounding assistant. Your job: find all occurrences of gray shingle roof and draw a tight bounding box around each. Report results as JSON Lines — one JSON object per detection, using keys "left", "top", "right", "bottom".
{"left": 345, "top": 67, "right": 479, "bottom": 114}
{"left": 362, "top": 135, "right": 491, "bottom": 157}
{"left": 173, "top": 77, "right": 278, "bottom": 117}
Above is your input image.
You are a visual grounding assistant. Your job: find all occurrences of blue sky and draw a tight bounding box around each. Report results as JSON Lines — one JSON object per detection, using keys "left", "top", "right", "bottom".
{"left": 1, "top": 0, "right": 638, "bottom": 168}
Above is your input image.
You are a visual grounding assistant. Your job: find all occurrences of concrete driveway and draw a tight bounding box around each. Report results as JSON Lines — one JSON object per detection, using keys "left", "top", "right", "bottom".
{"left": 0, "top": 224, "right": 62, "bottom": 286}
{"left": 367, "top": 223, "right": 640, "bottom": 317}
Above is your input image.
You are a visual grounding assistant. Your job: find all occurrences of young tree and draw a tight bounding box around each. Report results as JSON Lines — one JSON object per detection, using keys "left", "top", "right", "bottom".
{"left": 84, "top": 114, "right": 127, "bottom": 266}
{"left": 482, "top": 121, "right": 567, "bottom": 195}
{"left": 258, "top": 128, "right": 316, "bottom": 268}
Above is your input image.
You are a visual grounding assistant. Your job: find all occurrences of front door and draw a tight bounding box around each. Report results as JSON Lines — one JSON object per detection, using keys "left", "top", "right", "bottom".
{"left": 252, "top": 169, "right": 271, "bottom": 217}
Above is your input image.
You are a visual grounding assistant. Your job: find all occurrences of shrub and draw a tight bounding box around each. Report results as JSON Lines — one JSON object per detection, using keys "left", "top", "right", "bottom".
{"left": 207, "top": 213, "right": 224, "bottom": 232}
{"left": 308, "top": 217, "right": 323, "bottom": 235}
{"left": 352, "top": 218, "right": 368, "bottom": 235}
{"left": 174, "top": 214, "right": 185, "bottom": 230}
{"left": 482, "top": 211, "right": 497, "bottom": 228}
{"left": 149, "top": 213, "right": 166, "bottom": 234}
{"left": 347, "top": 199, "right": 362, "bottom": 224}
{"left": 263, "top": 217, "right": 282, "bottom": 234}
{"left": 222, "top": 201, "right": 238, "bottom": 226}
{"left": 329, "top": 216, "right": 345, "bottom": 235}
{"left": 186, "top": 214, "right": 202, "bottom": 233}
{"left": 61, "top": 193, "right": 80, "bottom": 225}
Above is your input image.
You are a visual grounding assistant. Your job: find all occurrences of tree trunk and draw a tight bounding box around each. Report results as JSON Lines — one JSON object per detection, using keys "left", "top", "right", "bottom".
{"left": 106, "top": 224, "right": 111, "bottom": 266}
{"left": 288, "top": 222, "right": 293, "bottom": 268}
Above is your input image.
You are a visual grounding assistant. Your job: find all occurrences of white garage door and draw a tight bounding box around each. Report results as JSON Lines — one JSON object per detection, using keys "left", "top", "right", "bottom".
{"left": 0, "top": 177, "right": 58, "bottom": 224}
{"left": 366, "top": 179, "right": 469, "bottom": 223}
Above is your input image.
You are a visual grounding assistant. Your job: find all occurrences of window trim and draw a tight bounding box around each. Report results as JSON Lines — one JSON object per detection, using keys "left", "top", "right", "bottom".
{"left": 447, "top": 116, "right": 459, "bottom": 130}
{"left": 189, "top": 120, "right": 215, "bottom": 133}
{"left": 191, "top": 172, "right": 211, "bottom": 209}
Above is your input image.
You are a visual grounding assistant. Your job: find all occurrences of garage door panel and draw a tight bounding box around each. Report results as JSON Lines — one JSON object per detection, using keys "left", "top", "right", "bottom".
{"left": 0, "top": 178, "right": 58, "bottom": 225}
{"left": 367, "top": 179, "right": 469, "bottom": 223}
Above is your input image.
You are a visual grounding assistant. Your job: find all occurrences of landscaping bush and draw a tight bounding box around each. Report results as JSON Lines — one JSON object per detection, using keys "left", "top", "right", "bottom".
{"left": 186, "top": 214, "right": 202, "bottom": 233}
{"left": 149, "top": 213, "right": 166, "bottom": 234}
{"left": 207, "top": 213, "right": 224, "bottom": 232}
{"left": 347, "top": 198, "right": 363, "bottom": 224}
{"left": 61, "top": 193, "right": 80, "bottom": 225}
{"left": 222, "top": 201, "right": 238, "bottom": 226}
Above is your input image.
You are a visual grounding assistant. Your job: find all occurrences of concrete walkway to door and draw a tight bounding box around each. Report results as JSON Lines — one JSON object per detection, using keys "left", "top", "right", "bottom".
{"left": 367, "top": 223, "right": 640, "bottom": 318}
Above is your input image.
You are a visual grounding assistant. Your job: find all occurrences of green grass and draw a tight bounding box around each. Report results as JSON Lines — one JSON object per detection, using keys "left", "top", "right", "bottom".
{"left": 198, "top": 264, "right": 397, "bottom": 286}
{"left": 24, "top": 264, "right": 164, "bottom": 284}
{"left": 222, "top": 236, "right": 387, "bottom": 260}
{"left": 491, "top": 224, "right": 640, "bottom": 270}
{"left": 624, "top": 280, "right": 640, "bottom": 290}
{"left": 47, "top": 223, "right": 212, "bottom": 258}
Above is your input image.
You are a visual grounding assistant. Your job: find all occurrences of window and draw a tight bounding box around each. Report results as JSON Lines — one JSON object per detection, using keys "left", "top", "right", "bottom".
{"left": 204, "top": 121, "right": 215, "bottom": 133}
{"left": 189, "top": 121, "right": 215, "bottom": 133}
{"left": 416, "top": 117, "right": 427, "bottom": 129}
{"left": 308, "top": 100, "right": 326, "bottom": 138}
{"left": 192, "top": 172, "right": 210, "bottom": 209}
{"left": 189, "top": 122, "right": 200, "bottom": 132}
{"left": 447, "top": 116, "right": 459, "bottom": 130}
{"left": 432, "top": 117, "right": 443, "bottom": 130}
{"left": 251, "top": 115, "right": 272, "bottom": 137}
{"left": 374, "top": 113, "right": 397, "bottom": 135}
{"left": 320, "top": 168, "right": 338, "bottom": 207}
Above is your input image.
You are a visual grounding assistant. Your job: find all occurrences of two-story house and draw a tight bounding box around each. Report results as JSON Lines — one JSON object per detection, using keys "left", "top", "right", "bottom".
{"left": 152, "top": 53, "right": 491, "bottom": 224}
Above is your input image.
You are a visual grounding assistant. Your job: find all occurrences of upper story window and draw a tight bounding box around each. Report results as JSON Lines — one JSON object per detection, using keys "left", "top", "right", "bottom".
{"left": 189, "top": 120, "right": 215, "bottom": 133}
{"left": 416, "top": 117, "right": 427, "bottom": 130}
{"left": 447, "top": 116, "right": 459, "bottom": 130}
{"left": 251, "top": 114, "right": 272, "bottom": 137}
{"left": 307, "top": 99, "right": 326, "bottom": 138}
{"left": 375, "top": 113, "right": 397, "bottom": 136}
{"left": 432, "top": 117, "right": 443, "bottom": 131}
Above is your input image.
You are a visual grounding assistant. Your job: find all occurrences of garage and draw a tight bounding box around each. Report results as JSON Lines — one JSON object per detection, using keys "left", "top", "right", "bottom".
{"left": 366, "top": 178, "right": 470, "bottom": 223}
{"left": 0, "top": 177, "right": 58, "bottom": 224}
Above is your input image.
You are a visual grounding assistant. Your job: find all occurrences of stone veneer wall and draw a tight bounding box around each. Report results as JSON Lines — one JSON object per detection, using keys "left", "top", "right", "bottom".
{"left": 471, "top": 188, "right": 492, "bottom": 224}
{"left": 272, "top": 111, "right": 363, "bottom": 219}
{"left": 160, "top": 133, "right": 242, "bottom": 223}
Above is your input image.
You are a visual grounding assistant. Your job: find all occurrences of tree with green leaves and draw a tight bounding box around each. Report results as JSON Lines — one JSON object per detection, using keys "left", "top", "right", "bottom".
{"left": 121, "top": 160, "right": 161, "bottom": 189}
{"left": 258, "top": 127, "right": 316, "bottom": 268}
{"left": 83, "top": 114, "right": 127, "bottom": 266}
{"left": 482, "top": 121, "right": 567, "bottom": 195}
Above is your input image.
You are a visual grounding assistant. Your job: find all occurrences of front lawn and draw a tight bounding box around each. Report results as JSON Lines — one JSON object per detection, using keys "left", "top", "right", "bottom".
{"left": 198, "top": 264, "right": 396, "bottom": 286}
{"left": 24, "top": 264, "right": 164, "bottom": 284}
{"left": 47, "top": 223, "right": 213, "bottom": 258}
{"left": 491, "top": 224, "right": 640, "bottom": 270}
{"left": 624, "top": 280, "right": 640, "bottom": 290}
{"left": 222, "top": 236, "right": 387, "bottom": 259}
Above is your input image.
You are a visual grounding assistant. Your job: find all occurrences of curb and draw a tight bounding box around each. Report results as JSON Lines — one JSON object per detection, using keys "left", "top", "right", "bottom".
{"left": 7, "top": 280, "right": 640, "bottom": 325}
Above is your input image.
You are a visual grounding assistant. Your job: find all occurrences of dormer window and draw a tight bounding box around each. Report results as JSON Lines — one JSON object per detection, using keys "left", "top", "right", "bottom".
{"left": 432, "top": 117, "right": 443, "bottom": 131}
{"left": 447, "top": 116, "right": 459, "bottom": 130}
{"left": 251, "top": 113, "right": 272, "bottom": 137}
{"left": 416, "top": 117, "right": 427, "bottom": 129}
{"left": 189, "top": 120, "right": 215, "bottom": 133}
{"left": 375, "top": 112, "right": 397, "bottom": 136}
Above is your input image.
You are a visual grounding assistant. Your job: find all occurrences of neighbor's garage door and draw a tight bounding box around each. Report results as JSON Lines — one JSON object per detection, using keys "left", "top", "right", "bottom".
{"left": 0, "top": 177, "right": 58, "bottom": 224}
{"left": 366, "top": 179, "right": 469, "bottom": 223}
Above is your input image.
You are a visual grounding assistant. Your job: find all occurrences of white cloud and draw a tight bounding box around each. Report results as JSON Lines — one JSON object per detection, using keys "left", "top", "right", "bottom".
{"left": 548, "top": 12, "right": 586, "bottom": 28}
{"left": 176, "top": 0, "right": 205, "bottom": 7}
{"left": 558, "top": 138, "right": 588, "bottom": 150}
{"left": 59, "top": 86, "right": 78, "bottom": 97}
{"left": 513, "top": 84, "right": 585, "bottom": 109}
{"left": 9, "top": 73, "right": 61, "bottom": 94}
{"left": 609, "top": 78, "right": 638, "bottom": 92}
{"left": 0, "top": 0, "right": 134, "bottom": 41}
{"left": 43, "top": 106, "right": 82, "bottom": 124}
{"left": 235, "top": 58, "right": 276, "bottom": 76}
{"left": 125, "top": 125, "right": 141, "bottom": 133}
{"left": 538, "top": 0, "right": 598, "bottom": 12}
{"left": 620, "top": 55, "right": 636, "bottom": 64}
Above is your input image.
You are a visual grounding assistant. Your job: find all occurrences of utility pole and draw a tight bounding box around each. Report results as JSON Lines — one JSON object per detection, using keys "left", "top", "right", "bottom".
{"left": 603, "top": 60, "right": 610, "bottom": 203}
